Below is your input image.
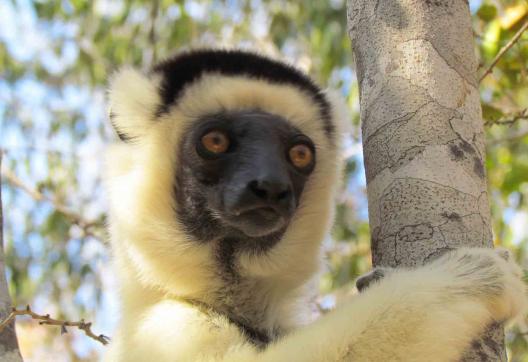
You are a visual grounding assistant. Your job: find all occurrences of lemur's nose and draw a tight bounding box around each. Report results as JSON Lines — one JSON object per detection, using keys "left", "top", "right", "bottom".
{"left": 232, "top": 175, "right": 293, "bottom": 216}
{"left": 247, "top": 179, "right": 292, "bottom": 205}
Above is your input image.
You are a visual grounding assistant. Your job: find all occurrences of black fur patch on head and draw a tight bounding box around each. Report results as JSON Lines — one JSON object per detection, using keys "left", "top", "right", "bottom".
{"left": 152, "top": 49, "right": 334, "bottom": 138}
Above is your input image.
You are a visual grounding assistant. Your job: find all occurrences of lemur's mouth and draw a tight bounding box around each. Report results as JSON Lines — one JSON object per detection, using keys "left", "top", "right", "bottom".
{"left": 223, "top": 206, "right": 289, "bottom": 237}
{"left": 239, "top": 206, "right": 281, "bottom": 223}
{"left": 234, "top": 205, "right": 279, "bottom": 218}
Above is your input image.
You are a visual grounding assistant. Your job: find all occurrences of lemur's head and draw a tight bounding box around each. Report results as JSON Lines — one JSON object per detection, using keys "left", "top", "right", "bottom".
{"left": 106, "top": 49, "right": 343, "bottom": 298}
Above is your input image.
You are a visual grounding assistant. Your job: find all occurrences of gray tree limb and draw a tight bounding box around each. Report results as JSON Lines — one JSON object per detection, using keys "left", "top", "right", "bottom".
{"left": 0, "top": 152, "right": 23, "bottom": 361}
{"left": 347, "top": 0, "right": 505, "bottom": 360}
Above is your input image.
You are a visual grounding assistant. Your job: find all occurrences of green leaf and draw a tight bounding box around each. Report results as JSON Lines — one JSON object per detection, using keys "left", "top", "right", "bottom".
{"left": 482, "top": 104, "right": 504, "bottom": 122}
{"left": 477, "top": 4, "right": 497, "bottom": 22}
{"left": 482, "top": 20, "right": 501, "bottom": 59}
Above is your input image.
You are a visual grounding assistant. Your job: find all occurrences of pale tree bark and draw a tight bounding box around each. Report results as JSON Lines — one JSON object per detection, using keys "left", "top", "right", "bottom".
{"left": 347, "top": 1, "right": 505, "bottom": 361}
{"left": 0, "top": 153, "right": 23, "bottom": 361}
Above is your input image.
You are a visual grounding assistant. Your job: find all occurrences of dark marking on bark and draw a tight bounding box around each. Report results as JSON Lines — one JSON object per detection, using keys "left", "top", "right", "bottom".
{"left": 372, "top": 235, "right": 398, "bottom": 267}
{"left": 446, "top": 138, "right": 487, "bottom": 183}
{"left": 396, "top": 223, "right": 434, "bottom": 243}
{"left": 460, "top": 139, "right": 475, "bottom": 154}
{"left": 377, "top": 0, "right": 409, "bottom": 29}
{"left": 425, "top": 0, "right": 449, "bottom": 8}
{"left": 449, "top": 138, "right": 477, "bottom": 161}
{"left": 441, "top": 212, "right": 461, "bottom": 221}
{"left": 389, "top": 146, "right": 426, "bottom": 173}
{"left": 449, "top": 144, "right": 464, "bottom": 160}
{"left": 372, "top": 226, "right": 381, "bottom": 242}
{"left": 473, "top": 157, "right": 485, "bottom": 179}
{"left": 424, "top": 247, "right": 453, "bottom": 263}
{"left": 353, "top": 47, "right": 366, "bottom": 89}
{"left": 371, "top": 226, "right": 381, "bottom": 265}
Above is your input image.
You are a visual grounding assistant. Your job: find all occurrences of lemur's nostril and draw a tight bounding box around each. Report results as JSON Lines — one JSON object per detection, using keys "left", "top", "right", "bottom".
{"left": 277, "top": 190, "right": 291, "bottom": 201}
{"left": 248, "top": 180, "right": 268, "bottom": 199}
{"left": 248, "top": 179, "right": 291, "bottom": 203}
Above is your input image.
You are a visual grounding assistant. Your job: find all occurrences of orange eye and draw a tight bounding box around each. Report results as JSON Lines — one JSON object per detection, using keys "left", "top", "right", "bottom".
{"left": 289, "top": 144, "right": 314, "bottom": 169}
{"left": 201, "top": 130, "right": 230, "bottom": 154}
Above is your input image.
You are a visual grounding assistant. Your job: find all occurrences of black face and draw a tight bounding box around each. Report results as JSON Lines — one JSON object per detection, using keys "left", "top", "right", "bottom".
{"left": 174, "top": 110, "right": 315, "bottom": 250}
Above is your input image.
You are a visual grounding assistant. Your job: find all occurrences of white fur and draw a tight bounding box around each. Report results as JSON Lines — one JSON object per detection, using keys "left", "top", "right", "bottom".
{"left": 104, "top": 64, "right": 527, "bottom": 361}
{"left": 108, "top": 68, "right": 161, "bottom": 139}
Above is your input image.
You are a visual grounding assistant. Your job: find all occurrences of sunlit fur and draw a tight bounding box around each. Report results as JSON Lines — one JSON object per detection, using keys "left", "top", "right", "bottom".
{"left": 104, "top": 51, "right": 527, "bottom": 362}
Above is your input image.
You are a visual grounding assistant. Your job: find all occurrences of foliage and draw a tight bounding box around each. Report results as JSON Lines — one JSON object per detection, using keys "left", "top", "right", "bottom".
{"left": 475, "top": 2, "right": 528, "bottom": 358}
{"left": 0, "top": 0, "right": 526, "bottom": 360}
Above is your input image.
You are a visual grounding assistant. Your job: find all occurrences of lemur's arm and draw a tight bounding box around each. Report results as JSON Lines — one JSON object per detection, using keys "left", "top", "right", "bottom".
{"left": 107, "top": 248, "right": 526, "bottom": 362}
{"left": 226, "top": 248, "right": 526, "bottom": 362}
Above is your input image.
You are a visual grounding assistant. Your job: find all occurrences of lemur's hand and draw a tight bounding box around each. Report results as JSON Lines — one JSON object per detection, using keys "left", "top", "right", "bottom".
{"left": 432, "top": 247, "right": 527, "bottom": 322}
{"left": 356, "top": 249, "right": 452, "bottom": 292}
{"left": 357, "top": 247, "right": 527, "bottom": 322}
{"left": 355, "top": 267, "right": 394, "bottom": 292}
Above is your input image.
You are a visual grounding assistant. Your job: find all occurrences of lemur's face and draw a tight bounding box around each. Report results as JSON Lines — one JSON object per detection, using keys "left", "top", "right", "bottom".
{"left": 107, "top": 50, "right": 341, "bottom": 280}
{"left": 176, "top": 110, "right": 316, "bottom": 242}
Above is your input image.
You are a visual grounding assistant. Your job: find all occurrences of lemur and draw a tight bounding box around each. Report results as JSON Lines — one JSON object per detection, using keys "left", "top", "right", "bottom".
{"left": 104, "top": 49, "right": 527, "bottom": 361}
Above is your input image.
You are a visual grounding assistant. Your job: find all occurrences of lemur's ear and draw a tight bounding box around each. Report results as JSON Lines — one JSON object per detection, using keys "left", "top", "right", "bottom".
{"left": 107, "top": 67, "right": 160, "bottom": 142}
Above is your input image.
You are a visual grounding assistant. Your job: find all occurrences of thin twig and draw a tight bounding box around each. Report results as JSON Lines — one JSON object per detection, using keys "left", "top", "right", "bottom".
{"left": 479, "top": 19, "right": 528, "bottom": 83}
{"left": 0, "top": 305, "right": 110, "bottom": 346}
{"left": 484, "top": 108, "right": 528, "bottom": 127}
{"left": 0, "top": 167, "right": 103, "bottom": 239}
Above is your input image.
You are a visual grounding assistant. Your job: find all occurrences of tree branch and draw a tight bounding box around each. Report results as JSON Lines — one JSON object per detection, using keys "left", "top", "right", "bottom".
{"left": 479, "top": 19, "right": 528, "bottom": 83}
{"left": 0, "top": 167, "right": 103, "bottom": 239}
{"left": 0, "top": 305, "right": 109, "bottom": 346}
{"left": 0, "top": 151, "right": 22, "bottom": 360}
{"left": 484, "top": 108, "right": 528, "bottom": 127}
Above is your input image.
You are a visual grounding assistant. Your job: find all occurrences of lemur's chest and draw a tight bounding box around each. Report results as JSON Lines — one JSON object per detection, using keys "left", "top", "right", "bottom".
{"left": 208, "top": 278, "right": 285, "bottom": 348}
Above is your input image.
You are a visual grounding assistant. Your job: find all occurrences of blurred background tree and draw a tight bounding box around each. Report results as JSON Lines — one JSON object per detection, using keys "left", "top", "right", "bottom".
{"left": 0, "top": 0, "right": 526, "bottom": 360}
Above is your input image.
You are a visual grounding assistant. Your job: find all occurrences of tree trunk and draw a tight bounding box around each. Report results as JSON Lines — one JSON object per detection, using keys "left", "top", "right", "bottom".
{"left": 0, "top": 152, "right": 23, "bottom": 361}
{"left": 347, "top": 1, "right": 505, "bottom": 360}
